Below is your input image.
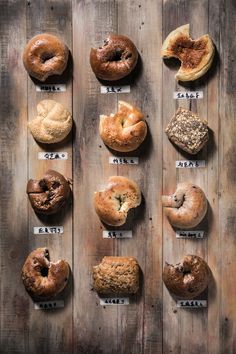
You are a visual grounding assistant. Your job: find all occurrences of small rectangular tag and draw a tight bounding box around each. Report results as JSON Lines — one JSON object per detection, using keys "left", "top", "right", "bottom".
{"left": 103, "top": 230, "right": 132, "bottom": 239}
{"left": 101, "top": 85, "right": 130, "bottom": 94}
{"left": 33, "top": 226, "right": 64, "bottom": 235}
{"left": 100, "top": 297, "right": 129, "bottom": 305}
{"left": 109, "top": 156, "right": 139, "bottom": 165}
{"left": 34, "top": 300, "right": 64, "bottom": 310}
{"left": 177, "top": 300, "right": 207, "bottom": 308}
{"left": 176, "top": 160, "right": 205, "bottom": 168}
{"left": 38, "top": 152, "right": 68, "bottom": 160}
{"left": 176, "top": 231, "right": 204, "bottom": 239}
{"left": 173, "top": 91, "right": 203, "bottom": 99}
{"left": 36, "top": 84, "right": 66, "bottom": 92}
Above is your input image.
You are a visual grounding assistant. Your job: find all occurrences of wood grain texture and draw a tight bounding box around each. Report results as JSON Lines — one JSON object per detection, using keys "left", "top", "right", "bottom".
{"left": 0, "top": 0, "right": 236, "bottom": 353}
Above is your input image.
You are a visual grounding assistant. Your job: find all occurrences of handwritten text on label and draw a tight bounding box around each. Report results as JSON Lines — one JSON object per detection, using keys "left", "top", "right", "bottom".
{"left": 177, "top": 300, "right": 207, "bottom": 308}
{"left": 100, "top": 297, "right": 129, "bottom": 305}
{"left": 103, "top": 230, "right": 132, "bottom": 239}
{"left": 176, "top": 231, "right": 204, "bottom": 239}
{"left": 109, "top": 156, "right": 139, "bottom": 165}
{"left": 101, "top": 85, "right": 130, "bottom": 94}
{"left": 173, "top": 91, "right": 203, "bottom": 99}
{"left": 176, "top": 160, "right": 205, "bottom": 168}
{"left": 38, "top": 152, "right": 68, "bottom": 160}
{"left": 34, "top": 300, "right": 64, "bottom": 310}
{"left": 33, "top": 226, "right": 63, "bottom": 235}
{"left": 36, "top": 84, "right": 66, "bottom": 92}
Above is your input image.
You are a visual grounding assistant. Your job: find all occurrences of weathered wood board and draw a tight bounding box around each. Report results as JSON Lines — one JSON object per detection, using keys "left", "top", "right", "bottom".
{"left": 0, "top": 0, "right": 235, "bottom": 353}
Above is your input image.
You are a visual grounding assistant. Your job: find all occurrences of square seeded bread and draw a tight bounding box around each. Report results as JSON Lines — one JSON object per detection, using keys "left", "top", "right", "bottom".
{"left": 165, "top": 107, "right": 209, "bottom": 154}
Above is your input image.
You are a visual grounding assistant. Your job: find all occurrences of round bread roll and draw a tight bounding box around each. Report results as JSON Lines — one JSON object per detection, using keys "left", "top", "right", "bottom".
{"left": 161, "top": 24, "right": 215, "bottom": 81}
{"left": 22, "top": 248, "right": 70, "bottom": 299}
{"left": 94, "top": 176, "right": 141, "bottom": 226}
{"left": 28, "top": 100, "right": 72, "bottom": 144}
{"left": 27, "top": 170, "right": 71, "bottom": 215}
{"left": 99, "top": 101, "right": 147, "bottom": 152}
{"left": 23, "top": 33, "right": 69, "bottom": 81}
{"left": 163, "top": 255, "right": 210, "bottom": 299}
{"left": 90, "top": 34, "right": 138, "bottom": 81}
{"left": 162, "top": 182, "right": 207, "bottom": 229}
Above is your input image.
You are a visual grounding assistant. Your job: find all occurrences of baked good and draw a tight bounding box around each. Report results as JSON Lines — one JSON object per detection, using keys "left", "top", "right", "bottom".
{"left": 161, "top": 24, "right": 215, "bottom": 81}
{"left": 90, "top": 34, "right": 138, "bottom": 81}
{"left": 165, "top": 107, "right": 209, "bottom": 154}
{"left": 163, "top": 255, "right": 210, "bottom": 299}
{"left": 23, "top": 33, "right": 69, "bottom": 81}
{"left": 93, "top": 256, "right": 139, "bottom": 295}
{"left": 22, "top": 248, "right": 70, "bottom": 299}
{"left": 94, "top": 176, "right": 141, "bottom": 226}
{"left": 28, "top": 100, "right": 72, "bottom": 144}
{"left": 99, "top": 101, "right": 147, "bottom": 152}
{"left": 27, "top": 170, "right": 71, "bottom": 215}
{"left": 162, "top": 182, "right": 207, "bottom": 229}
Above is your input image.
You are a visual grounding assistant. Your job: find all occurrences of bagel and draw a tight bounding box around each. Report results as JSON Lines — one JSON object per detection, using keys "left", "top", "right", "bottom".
{"left": 94, "top": 176, "right": 141, "bottom": 226}
{"left": 28, "top": 100, "right": 72, "bottom": 144}
{"left": 99, "top": 101, "right": 147, "bottom": 152}
{"left": 161, "top": 24, "right": 215, "bottom": 81}
{"left": 93, "top": 256, "right": 139, "bottom": 295}
{"left": 162, "top": 182, "right": 207, "bottom": 229}
{"left": 90, "top": 34, "right": 138, "bottom": 81}
{"left": 163, "top": 255, "right": 210, "bottom": 299}
{"left": 27, "top": 170, "right": 71, "bottom": 215}
{"left": 22, "top": 248, "right": 70, "bottom": 299}
{"left": 23, "top": 33, "right": 69, "bottom": 81}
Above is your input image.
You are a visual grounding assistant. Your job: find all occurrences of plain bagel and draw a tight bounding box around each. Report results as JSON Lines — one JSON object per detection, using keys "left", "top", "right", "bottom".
{"left": 162, "top": 182, "right": 207, "bottom": 229}
{"left": 94, "top": 176, "right": 141, "bottom": 226}
{"left": 21, "top": 248, "right": 70, "bottom": 299}
{"left": 163, "top": 255, "right": 210, "bottom": 299}
{"left": 23, "top": 33, "right": 69, "bottom": 81}
{"left": 99, "top": 101, "right": 147, "bottom": 152}
{"left": 90, "top": 34, "right": 138, "bottom": 81}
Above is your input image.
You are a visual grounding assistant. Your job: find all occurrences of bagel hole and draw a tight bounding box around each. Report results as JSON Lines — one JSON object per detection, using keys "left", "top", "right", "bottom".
{"left": 40, "top": 267, "right": 49, "bottom": 277}
{"left": 183, "top": 269, "right": 191, "bottom": 276}
{"left": 52, "top": 181, "right": 60, "bottom": 189}
{"left": 41, "top": 53, "right": 54, "bottom": 63}
{"left": 39, "top": 179, "right": 48, "bottom": 191}
{"left": 110, "top": 48, "right": 123, "bottom": 62}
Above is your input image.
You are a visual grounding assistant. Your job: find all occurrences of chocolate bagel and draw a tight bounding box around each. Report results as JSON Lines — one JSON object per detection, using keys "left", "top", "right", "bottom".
{"left": 90, "top": 34, "right": 138, "bottom": 81}
{"left": 27, "top": 170, "right": 71, "bottom": 215}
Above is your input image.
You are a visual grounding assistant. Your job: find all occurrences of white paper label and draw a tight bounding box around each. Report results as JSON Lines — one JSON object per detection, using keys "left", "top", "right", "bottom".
{"left": 176, "top": 160, "right": 205, "bottom": 168}
{"left": 176, "top": 230, "right": 204, "bottom": 239}
{"left": 34, "top": 300, "right": 64, "bottom": 310}
{"left": 33, "top": 226, "right": 64, "bottom": 235}
{"left": 100, "top": 297, "right": 129, "bottom": 305}
{"left": 101, "top": 85, "right": 130, "bottom": 94}
{"left": 36, "top": 84, "right": 66, "bottom": 92}
{"left": 38, "top": 152, "right": 68, "bottom": 160}
{"left": 109, "top": 156, "right": 139, "bottom": 165}
{"left": 177, "top": 300, "right": 207, "bottom": 308}
{"left": 173, "top": 91, "right": 203, "bottom": 99}
{"left": 103, "top": 230, "right": 132, "bottom": 239}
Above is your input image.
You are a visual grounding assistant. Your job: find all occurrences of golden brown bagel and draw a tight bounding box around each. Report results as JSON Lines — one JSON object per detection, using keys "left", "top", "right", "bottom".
{"left": 93, "top": 256, "right": 139, "bottom": 295}
{"left": 27, "top": 170, "right": 71, "bottom": 215}
{"left": 28, "top": 100, "right": 72, "bottom": 144}
{"left": 94, "top": 176, "right": 141, "bottom": 226}
{"left": 23, "top": 33, "right": 69, "bottom": 81}
{"left": 90, "top": 34, "right": 138, "bottom": 81}
{"left": 99, "top": 101, "right": 147, "bottom": 152}
{"left": 162, "top": 183, "right": 207, "bottom": 229}
{"left": 163, "top": 255, "right": 210, "bottom": 299}
{"left": 22, "top": 248, "right": 70, "bottom": 299}
{"left": 161, "top": 24, "right": 215, "bottom": 81}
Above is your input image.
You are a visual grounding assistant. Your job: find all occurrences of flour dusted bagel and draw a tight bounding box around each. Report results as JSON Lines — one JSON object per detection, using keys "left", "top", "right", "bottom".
{"left": 162, "top": 183, "right": 207, "bottom": 228}
{"left": 161, "top": 24, "right": 215, "bottom": 81}
{"left": 22, "top": 248, "right": 70, "bottom": 299}
{"left": 27, "top": 170, "right": 71, "bottom": 215}
{"left": 94, "top": 176, "right": 141, "bottom": 226}
{"left": 90, "top": 34, "right": 138, "bottom": 81}
{"left": 163, "top": 255, "right": 210, "bottom": 299}
{"left": 23, "top": 33, "right": 69, "bottom": 81}
{"left": 99, "top": 101, "right": 147, "bottom": 152}
{"left": 28, "top": 100, "right": 72, "bottom": 144}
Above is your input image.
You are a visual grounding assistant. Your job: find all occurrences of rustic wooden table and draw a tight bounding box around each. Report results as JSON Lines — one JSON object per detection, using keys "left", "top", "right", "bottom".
{"left": 1, "top": 0, "right": 235, "bottom": 353}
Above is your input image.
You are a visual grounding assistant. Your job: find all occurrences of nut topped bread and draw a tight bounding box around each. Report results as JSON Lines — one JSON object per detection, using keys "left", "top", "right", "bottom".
{"left": 165, "top": 107, "right": 209, "bottom": 154}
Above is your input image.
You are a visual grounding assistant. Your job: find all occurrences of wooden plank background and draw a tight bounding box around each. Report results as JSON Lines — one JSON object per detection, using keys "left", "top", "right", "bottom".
{"left": 0, "top": 0, "right": 235, "bottom": 353}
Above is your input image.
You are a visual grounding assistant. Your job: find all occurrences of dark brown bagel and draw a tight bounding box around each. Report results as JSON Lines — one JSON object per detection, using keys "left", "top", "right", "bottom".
{"left": 22, "top": 248, "right": 70, "bottom": 299}
{"left": 22, "top": 33, "right": 69, "bottom": 82}
{"left": 27, "top": 170, "right": 71, "bottom": 215}
{"left": 90, "top": 34, "right": 138, "bottom": 81}
{"left": 163, "top": 255, "right": 210, "bottom": 299}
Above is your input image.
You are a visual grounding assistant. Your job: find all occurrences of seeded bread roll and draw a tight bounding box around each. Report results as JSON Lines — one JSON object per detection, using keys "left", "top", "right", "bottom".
{"left": 165, "top": 107, "right": 209, "bottom": 154}
{"left": 93, "top": 256, "right": 139, "bottom": 295}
